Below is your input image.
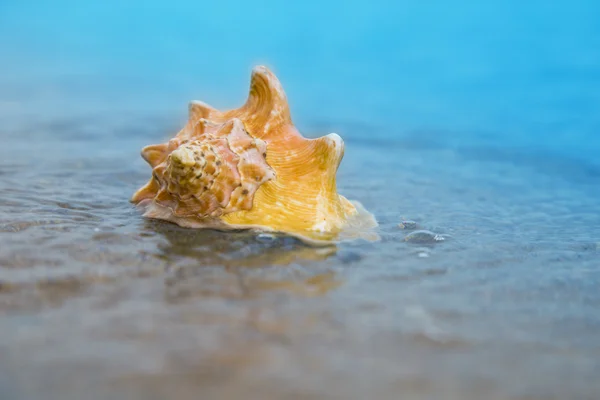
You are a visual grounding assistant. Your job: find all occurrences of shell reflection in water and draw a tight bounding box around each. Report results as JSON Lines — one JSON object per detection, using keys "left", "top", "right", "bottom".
{"left": 148, "top": 222, "right": 343, "bottom": 300}
{"left": 132, "top": 66, "right": 377, "bottom": 244}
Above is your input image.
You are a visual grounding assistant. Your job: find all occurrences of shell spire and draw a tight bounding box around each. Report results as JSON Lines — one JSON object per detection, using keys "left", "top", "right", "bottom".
{"left": 236, "top": 66, "right": 293, "bottom": 136}
{"left": 131, "top": 66, "right": 377, "bottom": 243}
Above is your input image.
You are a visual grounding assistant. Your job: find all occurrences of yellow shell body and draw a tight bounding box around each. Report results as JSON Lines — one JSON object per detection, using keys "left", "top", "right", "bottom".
{"left": 132, "top": 66, "right": 377, "bottom": 243}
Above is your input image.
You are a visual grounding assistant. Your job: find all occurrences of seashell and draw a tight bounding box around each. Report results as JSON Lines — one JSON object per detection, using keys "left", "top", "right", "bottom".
{"left": 131, "top": 66, "right": 377, "bottom": 244}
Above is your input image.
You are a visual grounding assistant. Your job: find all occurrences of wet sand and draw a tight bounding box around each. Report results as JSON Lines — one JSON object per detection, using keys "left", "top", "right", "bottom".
{"left": 1, "top": 115, "right": 599, "bottom": 400}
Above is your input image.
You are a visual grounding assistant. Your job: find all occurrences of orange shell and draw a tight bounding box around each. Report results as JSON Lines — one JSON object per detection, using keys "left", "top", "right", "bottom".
{"left": 132, "top": 66, "right": 377, "bottom": 243}
{"left": 134, "top": 118, "right": 275, "bottom": 218}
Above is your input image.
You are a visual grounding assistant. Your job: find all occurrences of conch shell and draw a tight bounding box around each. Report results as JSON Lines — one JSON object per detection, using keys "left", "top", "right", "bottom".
{"left": 132, "top": 66, "right": 377, "bottom": 244}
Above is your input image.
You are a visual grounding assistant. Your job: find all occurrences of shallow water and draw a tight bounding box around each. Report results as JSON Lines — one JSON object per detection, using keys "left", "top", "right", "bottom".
{"left": 2, "top": 1, "right": 600, "bottom": 399}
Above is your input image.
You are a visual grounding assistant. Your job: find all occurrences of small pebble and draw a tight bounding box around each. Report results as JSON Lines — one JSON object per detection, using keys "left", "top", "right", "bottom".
{"left": 256, "top": 233, "right": 276, "bottom": 242}
{"left": 404, "top": 230, "right": 445, "bottom": 244}
{"left": 398, "top": 220, "right": 417, "bottom": 230}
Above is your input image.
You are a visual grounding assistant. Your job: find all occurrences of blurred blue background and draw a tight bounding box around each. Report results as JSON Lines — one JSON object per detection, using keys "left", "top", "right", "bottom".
{"left": 1, "top": 0, "right": 599, "bottom": 161}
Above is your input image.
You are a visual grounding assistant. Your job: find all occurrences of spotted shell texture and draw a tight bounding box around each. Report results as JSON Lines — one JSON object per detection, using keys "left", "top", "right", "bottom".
{"left": 132, "top": 66, "right": 377, "bottom": 243}
{"left": 136, "top": 118, "right": 275, "bottom": 218}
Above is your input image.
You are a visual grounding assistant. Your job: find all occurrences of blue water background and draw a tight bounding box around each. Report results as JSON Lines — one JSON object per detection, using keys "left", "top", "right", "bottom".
{"left": 1, "top": 0, "right": 599, "bottom": 161}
